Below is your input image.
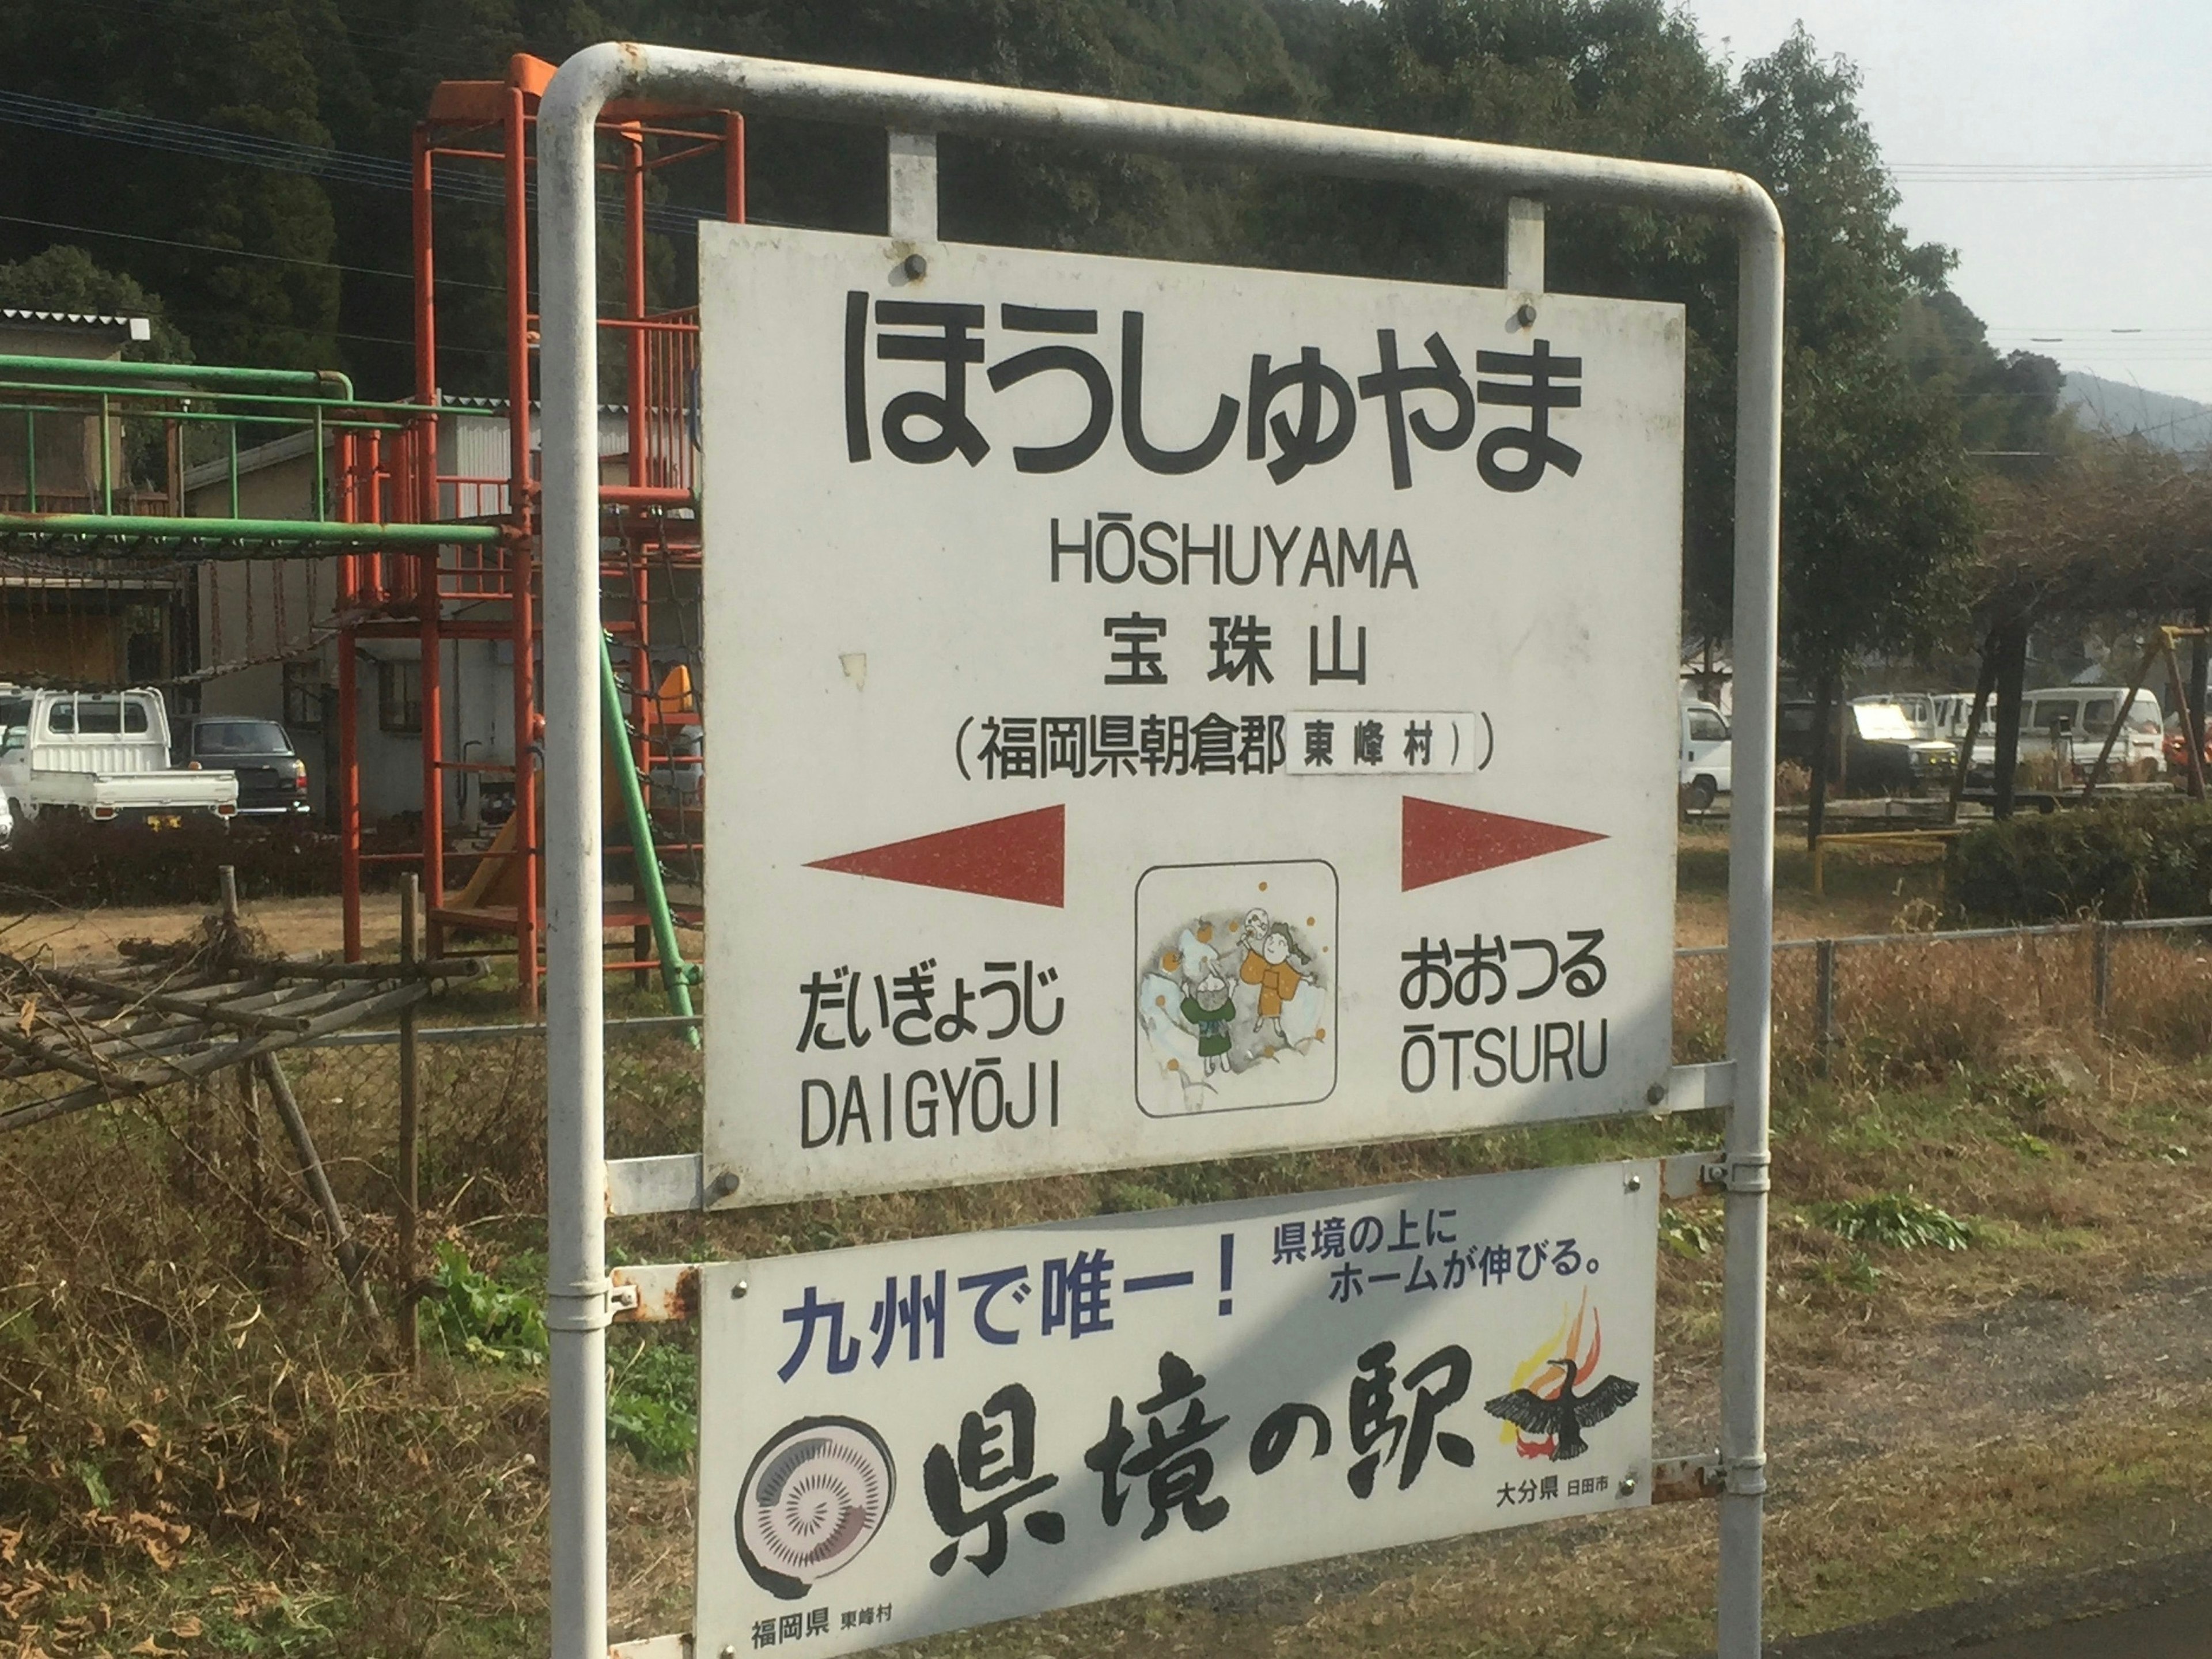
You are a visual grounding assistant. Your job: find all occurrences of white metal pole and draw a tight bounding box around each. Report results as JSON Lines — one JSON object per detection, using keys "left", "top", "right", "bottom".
{"left": 1718, "top": 216, "right": 1786, "bottom": 1657}
{"left": 537, "top": 43, "right": 1785, "bottom": 1659}
{"left": 536, "top": 61, "right": 615, "bottom": 1659}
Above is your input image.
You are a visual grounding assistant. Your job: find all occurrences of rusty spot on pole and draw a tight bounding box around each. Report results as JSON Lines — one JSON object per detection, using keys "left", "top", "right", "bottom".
{"left": 1650, "top": 1456, "right": 1723, "bottom": 1505}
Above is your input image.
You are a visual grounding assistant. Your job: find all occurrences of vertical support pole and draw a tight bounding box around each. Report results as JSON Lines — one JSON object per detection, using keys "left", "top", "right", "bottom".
{"left": 421, "top": 587, "right": 445, "bottom": 915}
{"left": 537, "top": 64, "right": 612, "bottom": 1659}
{"left": 2191, "top": 609, "right": 2210, "bottom": 766}
{"left": 1504, "top": 196, "right": 1545, "bottom": 294}
{"left": 1718, "top": 208, "right": 1785, "bottom": 1659}
{"left": 2164, "top": 636, "right": 2206, "bottom": 802}
{"left": 364, "top": 429, "right": 385, "bottom": 605}
{"left": 628, "top": 548, "right": 653, "bottom": 976}
{"left": 414, "top": 119, "right": 448, "bottom": 926}
{"left": 724, "top": 112, "right": 747, "bottom": 223}
{"left": 887, "top": 131, "right": 939, "bottom": 240}
{"left": 1813, "top": 938, "right": 1837, "bottom": 1074}
{"left": 165, "top": 411, "right": 180, "bottom": 517}
{"left": 338, "top": 623, "right": 362, "bottom": 961}
{"left": 414, "top": 126, "right": 440, "bottom": 415}
{"left": 2092, "top": 920, "right": 2113, "bottom": 1038}
{"left": 619, "top": 112, "right": 653, "bottom": 967}
{"left": 99, "top": 393, "right": 112, "bottom": 514}
{"left": 240, "top": 1053, "right": 266, "bottom": 1274}
{"left": 624, "top": 124, "right": 649, "bottom": 491}
{"left": 397, "top": 873, "right": 422, "bottom": 1370}
{"left": 219, "top": 864, "right": 267, "bottom": 1274}
{"left": 181, "top": 1077, "right": 209, "bottom": 1200}
{"left": 507, "top": 82, "right": 540, "bottom": 1009}
{"left": 336, "top": 429, "right": 363, "bottom": 960}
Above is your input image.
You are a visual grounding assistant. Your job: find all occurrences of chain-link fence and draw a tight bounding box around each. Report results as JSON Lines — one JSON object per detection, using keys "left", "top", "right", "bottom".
{"left": 7, "top": 911, "right": 2209, "bottom": 1356}
{"left": 1673, "top": 914, "right": 2212, "bottom": 1087}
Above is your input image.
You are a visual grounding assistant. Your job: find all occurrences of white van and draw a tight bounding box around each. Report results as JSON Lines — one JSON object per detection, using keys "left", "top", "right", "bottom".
{"left": 2024, "top": 688, "right": 2161, "bottom": 781}
{"left": 1680, "top": 700, "right": 1732, "bottom": 812}
{"left": 1931, "top": 691, "right": 1978, "bottom": 743}
{"left": 1957, "top": 687, "right": 2163, "bottom": 785}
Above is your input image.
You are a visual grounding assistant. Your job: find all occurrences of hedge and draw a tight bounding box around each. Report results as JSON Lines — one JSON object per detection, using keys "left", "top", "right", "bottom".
{"left": 0, "top": 816, "right": 342, "bottom": 908}
{"left": 1945, "top": 799, "right": 2212, "bottom": 923}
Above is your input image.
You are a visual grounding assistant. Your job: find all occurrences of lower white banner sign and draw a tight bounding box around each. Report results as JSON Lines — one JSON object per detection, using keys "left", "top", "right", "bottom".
{"left": 694, "top": 1160, "right": 1658, "bottom": 1655}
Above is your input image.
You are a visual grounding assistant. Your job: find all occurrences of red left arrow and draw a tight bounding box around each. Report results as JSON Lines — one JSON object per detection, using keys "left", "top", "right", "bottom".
{"left": 806, "top": 805, "right": 1065, "bottom": 907}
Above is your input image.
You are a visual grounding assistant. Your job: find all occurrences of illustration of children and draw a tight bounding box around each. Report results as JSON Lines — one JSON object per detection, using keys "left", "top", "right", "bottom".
{"left": 1179, "top": 971, "right": 1236, "bottom": 1075}
{"left": 1240, "top": 923, "right": 1306, "bottom": 1046}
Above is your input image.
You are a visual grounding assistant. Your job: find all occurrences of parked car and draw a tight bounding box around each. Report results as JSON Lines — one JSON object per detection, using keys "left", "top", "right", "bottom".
{"left": 1963, "top": 688, "right": 2164, "bottom": 786}
{"left": 172, "top": 715, "right": 312, "bottom": 818}
{"left": 0, "top": 688, "right": 238, "bottom": 826}
{"left": 1854, "top": 691, "right": 1937, "bottom": 740}
{"left": 1679, "top": 700, "right": 1731, "bottom": 813}
{"left": 1778, "top": 698, "right": 1958, "bottom": 796}
{"left": 2162, "top": 710, "right": 2212, "bottom": 777}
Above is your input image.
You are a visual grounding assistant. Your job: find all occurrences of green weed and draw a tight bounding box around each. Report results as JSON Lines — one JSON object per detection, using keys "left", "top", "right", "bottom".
{"left": 1658, "top": 1206, "right": 1716, "bottom": 1259}
{"left": 1814, "top": 1193, "right": 1975, "bottom": 1252}
{"left": 607, "top": 1338, "right": 700, "bottom": 1472}
{"left": 422, "top": 1242, "right": 696, "bottom": 1471}
{"left": 423, "top": 1241, "right": 547, "bottom": 1367}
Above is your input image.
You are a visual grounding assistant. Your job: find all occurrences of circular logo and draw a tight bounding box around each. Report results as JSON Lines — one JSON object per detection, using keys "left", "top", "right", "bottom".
{"left": 736, "top": 1416, "right": 896, "bottom": 1600}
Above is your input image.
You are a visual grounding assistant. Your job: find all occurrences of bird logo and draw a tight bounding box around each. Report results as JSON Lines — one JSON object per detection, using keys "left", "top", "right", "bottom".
{"left": 1482, "top": 1297, "right": 1640, "bottom": 1462}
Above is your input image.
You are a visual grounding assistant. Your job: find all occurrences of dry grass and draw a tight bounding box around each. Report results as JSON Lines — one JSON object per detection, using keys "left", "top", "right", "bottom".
{"left": 6, "top": 897, "right": 2212, "bottom": 1653}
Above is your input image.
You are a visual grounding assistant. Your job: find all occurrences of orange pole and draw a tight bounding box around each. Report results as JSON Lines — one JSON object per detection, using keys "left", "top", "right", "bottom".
{"left": 415, "top": 126, "right": 446, "bottom": 919}
{"left": 413, "top": 127, "right": 438, "bottom": 414}
{"left": 724, "top": 112, "right": 745, "bottom": 224}
{"left": 336, "top": 426, "right": 362, "bottom": 961}
{"left": 365, "top": 429, "right": 385, "bottom": 606}
{"left": 623, "top": 124, "right": 647, "bottom": 490}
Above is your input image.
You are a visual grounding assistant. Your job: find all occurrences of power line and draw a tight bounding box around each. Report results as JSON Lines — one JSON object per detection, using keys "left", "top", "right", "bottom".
{"left": 0, "top": 88, "right": 721, "bottom": 240}
{"left": 1891, "top": 161, "right": 2212, "bottom": 183}
{"left": 0, "top": 209, "right": 503, "bottom": 290}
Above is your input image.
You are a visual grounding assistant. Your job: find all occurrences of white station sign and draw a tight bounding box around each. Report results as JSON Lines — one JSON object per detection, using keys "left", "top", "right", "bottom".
{"left": 700, "top": 226, "right": 1685, "bottom": 1205}
{"left": 694, "top": 1161, "right": 1658, "bottom": 1656}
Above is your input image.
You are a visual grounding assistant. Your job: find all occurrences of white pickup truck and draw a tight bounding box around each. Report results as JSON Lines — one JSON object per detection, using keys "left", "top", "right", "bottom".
{"left": 0, "top": 687, "right": 238, "bottom": 827}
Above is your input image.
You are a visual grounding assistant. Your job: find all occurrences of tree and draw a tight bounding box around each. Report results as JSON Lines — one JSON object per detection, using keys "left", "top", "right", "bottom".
{"left": 0, "top": 246, "right": 191, "bottom": 362}
{"left": 0, "top": 0, "right": 343, "bottom": 371}
{"left": 1722, "top": 28, "right": 1978, "bottom": 838}
{"left": 1893, "top": 273, "right": 2069, "bottom": 460}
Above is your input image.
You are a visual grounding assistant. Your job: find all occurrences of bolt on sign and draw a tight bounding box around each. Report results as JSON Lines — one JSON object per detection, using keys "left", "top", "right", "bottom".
{"left": 693, "top": 1160, "right": 1657, "bottom": 1655}
{"left": 699, "top": 227, "right": 1686, "bottom": 1206}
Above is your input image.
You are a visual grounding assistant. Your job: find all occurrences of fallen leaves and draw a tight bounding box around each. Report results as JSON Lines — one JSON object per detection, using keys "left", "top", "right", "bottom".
{"left": 69, "top": 1512, "right": 191, "bottom": 1573}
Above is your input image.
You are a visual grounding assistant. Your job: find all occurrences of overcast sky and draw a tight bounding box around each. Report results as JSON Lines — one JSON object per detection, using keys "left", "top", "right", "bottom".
{"left": 1680, "top": 1, "right": 2212, "bottom": 407}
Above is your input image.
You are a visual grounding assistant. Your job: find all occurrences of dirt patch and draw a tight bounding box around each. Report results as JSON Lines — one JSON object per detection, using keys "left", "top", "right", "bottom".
{"left": 2, "top": 893, "right": 399, "bottom": 964}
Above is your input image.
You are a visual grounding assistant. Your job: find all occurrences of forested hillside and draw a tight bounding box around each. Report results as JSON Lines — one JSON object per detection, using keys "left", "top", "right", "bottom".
{"left": 0, "top": 0, "right": 2067, "bottom": 654}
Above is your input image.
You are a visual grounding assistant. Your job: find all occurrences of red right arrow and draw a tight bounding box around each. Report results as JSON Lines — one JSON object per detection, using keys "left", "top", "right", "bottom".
{"left": 1402, "top": 797, "right": 1606, "bottom": 891}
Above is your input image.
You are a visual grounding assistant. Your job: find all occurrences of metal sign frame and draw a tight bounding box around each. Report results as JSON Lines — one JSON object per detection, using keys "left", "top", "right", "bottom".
{"left": 536, "top": 43, "right": 1781, "bottom": 1659}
